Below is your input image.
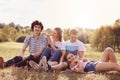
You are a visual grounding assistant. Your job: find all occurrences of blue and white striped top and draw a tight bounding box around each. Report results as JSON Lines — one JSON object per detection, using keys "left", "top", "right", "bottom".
{"left": 24, "top": 34, "right": 47, "bottom": 55}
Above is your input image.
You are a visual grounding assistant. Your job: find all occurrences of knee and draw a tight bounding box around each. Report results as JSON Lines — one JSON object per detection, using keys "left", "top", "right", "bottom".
{"left": 26, "top": 55, "right": 34, "bottom": 60}
{"left": 105, "top": 47, "right": 114, "bottom": 53}
{"left": 14, "top": 56, "right": 23, "bottom": 63}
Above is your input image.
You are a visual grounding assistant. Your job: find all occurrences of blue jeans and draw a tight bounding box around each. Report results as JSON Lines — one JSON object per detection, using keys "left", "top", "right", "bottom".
{"left": 39, "top": 47, "right": 52, "bottom": 61}
{"left": 49, "top": 50, "right": 62, "bottom": 62}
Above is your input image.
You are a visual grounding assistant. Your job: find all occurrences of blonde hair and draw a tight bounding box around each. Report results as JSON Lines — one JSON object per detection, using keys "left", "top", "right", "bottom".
{"left": 69, "top": 28, "right": 79, "bottom": 35}
{"left": 54, "top": 27, "right": 62, "bottom": 41}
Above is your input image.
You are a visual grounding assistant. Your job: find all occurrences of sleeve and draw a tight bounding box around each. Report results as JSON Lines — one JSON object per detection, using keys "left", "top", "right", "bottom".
{"left": 61, "top": 41, "right": 66, "bottom": 50}
{"left": 24, "top": 36, "right": 31, "bottom": 46}
{"left": 40, "top": 36, "right": 47, "bottom": 48}
{"left": 78, "top": 42, "right": 86, "bottom": 51}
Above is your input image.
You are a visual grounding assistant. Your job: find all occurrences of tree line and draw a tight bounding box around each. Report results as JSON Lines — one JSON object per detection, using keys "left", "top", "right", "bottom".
{"left": 0, "top": 22, "right": 90, "bottom": 43}
{"left": 0, "top": 19, "right": 120, "bottom": 52}
{"left": 0, "top": 22, "right": 31, "bottom": 42}
{"left": 90, "top": 19, "right": 120, "bottom": 52}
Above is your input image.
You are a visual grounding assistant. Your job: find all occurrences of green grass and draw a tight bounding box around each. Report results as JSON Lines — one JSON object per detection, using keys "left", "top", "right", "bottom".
{"left": 85, "top": 44, "right": 120, "bottom": 62}
{"left": 0, "top": 42, "right": 120, "bottom": 80}
{"left": 0, "top": 42, "right": 29, "bottom": 60}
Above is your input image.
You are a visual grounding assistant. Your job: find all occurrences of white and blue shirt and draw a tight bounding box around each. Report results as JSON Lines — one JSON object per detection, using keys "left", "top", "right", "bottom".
{"left": 61, "top": 40, "right": 86, "bottom": 55}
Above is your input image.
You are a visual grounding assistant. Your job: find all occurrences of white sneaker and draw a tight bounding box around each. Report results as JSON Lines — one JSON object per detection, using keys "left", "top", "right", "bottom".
{"left": 29, "top": 60, "right": 41, "bottom": 70}
{"left": 42, "top": 56, "right": 48, "bottom": 71}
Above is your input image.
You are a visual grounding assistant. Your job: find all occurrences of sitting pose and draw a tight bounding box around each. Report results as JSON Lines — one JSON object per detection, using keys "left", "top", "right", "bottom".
{"left": 29, "top": 27, "right": 63, "bottom": 71}
{"left": 29, "top": 28, "right": 86, "bottom": 71}
{"left": 0, "top": 20, "right": 47, "bottom": 68}
{"left": 65, "top": 47, "right": 120, "bottom": 73}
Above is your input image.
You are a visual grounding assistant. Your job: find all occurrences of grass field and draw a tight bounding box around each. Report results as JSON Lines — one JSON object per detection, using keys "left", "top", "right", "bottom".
{"left": 0, "top": 42, "right": 120, "bottom": 80}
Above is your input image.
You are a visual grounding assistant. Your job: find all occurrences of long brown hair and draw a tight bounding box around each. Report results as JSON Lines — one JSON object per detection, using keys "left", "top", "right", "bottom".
{"left": 54, "top": 27, "right": 62, "bottom": 41}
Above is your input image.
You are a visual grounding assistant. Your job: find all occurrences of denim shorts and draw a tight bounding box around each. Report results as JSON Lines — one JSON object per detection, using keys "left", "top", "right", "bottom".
{"left": 84, "top": 61, "right": 98, "bottom": 72}
{"left": 49, "top": 50, "right": 62, "bottom": 62}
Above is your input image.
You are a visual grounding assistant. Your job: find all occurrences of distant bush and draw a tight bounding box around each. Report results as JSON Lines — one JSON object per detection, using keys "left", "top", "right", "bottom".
{"left": 0, "top": 25, "right": 18, "bottom": 42}
{"left": 16, "top": 36, "right": 26, "bottom": 42}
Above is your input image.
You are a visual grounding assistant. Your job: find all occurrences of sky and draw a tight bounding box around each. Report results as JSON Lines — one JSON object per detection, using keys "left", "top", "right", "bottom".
{"left": 0, "top": 0, "right": 120, "bottom": 29}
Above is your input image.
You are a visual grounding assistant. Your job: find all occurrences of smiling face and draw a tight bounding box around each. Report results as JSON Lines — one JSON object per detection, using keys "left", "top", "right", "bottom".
{"left": 66, "top": 53, "right": 76, "bottom": 63}
{"left": 33, "top": 25, "right": 42, "bottom": 35}
{"left": 52, "top": 27, "right": 62, "bottom": 41}
{"left": 52, "top": 29, "right": 58, "bottom": 39}
{"left": 67, "top": 53, "right": 84, "bottom": 73}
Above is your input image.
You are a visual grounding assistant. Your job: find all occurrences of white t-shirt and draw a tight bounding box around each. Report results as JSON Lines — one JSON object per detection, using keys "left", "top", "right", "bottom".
{"left": 50, "top": 36, "right": 63, "bottom": 49}
{"left": 54, "top": 41, "right": 63, "bottom": 49}
{"left": 61, "top": 39, "right": 86, "bottom": 55}
{"left": 51, "top": 41, "right": 63, "bottom": 54}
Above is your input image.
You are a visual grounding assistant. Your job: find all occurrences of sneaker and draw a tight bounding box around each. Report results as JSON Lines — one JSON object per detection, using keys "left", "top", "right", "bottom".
{"left": 0, "top": 57, "right": 4, "bottom": 68}
{"left": 42, "top": 56, "right": 48, "bottom": 71}
{"left": 29, "top": 60, "right": 41, "bottom": 70}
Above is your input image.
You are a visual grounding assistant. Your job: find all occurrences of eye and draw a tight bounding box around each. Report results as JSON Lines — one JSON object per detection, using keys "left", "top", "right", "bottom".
{"left": 68, "top": 57, "right": 71, "bottom": 60}
{"left": 67, "top": 56, "right": 70, "bottom": 61}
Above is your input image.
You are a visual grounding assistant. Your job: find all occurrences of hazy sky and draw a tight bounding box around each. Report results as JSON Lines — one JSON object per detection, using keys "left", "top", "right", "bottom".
{"left": 0, "top": 0, "right": 120, "bottom": 29}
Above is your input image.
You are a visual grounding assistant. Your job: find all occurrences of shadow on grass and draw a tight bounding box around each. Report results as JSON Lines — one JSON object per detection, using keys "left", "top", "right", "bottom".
{"left": 11, "top": 67, "right": 59, "bottom": 80}
{"left": 1, "top": 67, "right": 119, "bottom": 80}
{"left": 96, "top": 72, "right": 120, "bottom": 80}
{"left": 59, "top": 71, "right": 120, "bottom": 80}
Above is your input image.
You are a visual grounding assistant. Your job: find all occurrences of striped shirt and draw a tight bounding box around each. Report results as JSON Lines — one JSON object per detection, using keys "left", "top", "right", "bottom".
{"left": 24, "top": 34, "right": 47, "bottom": 55}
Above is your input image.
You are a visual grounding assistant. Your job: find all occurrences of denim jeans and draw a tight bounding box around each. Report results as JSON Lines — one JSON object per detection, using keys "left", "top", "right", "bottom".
{"left": 40, "top": 47, "right": 52, "bottom": 61}
{"left": 49, "top": 50, "right": 62, "bottom": 62}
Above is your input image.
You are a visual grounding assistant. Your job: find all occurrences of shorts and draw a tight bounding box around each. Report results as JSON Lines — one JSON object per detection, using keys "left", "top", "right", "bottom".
{"left": 84, "top": 61, "right": 98, "bottom": 72}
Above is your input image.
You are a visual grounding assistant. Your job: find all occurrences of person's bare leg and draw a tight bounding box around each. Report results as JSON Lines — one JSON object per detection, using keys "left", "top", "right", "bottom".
{"left": 51, "top": 62, "right": 68, "bottom": 71}
{"left": 48, "top": 61, "right": 58, "bottom": 66}
{"left": 95, "top": 62, "right": 120, "bottom": 72}
{"left": 100, "top": 47, "right": 117, "bottom": 63}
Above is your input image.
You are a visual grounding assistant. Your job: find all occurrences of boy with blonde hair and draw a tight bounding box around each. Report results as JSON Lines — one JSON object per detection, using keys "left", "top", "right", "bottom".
{"left": 60, "top": 28, "right": 86, "bottom": 62}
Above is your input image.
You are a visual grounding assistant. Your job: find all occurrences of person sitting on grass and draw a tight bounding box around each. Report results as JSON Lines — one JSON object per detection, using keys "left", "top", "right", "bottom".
{"left": 29, "top": 27, "right": 63, "bottom": 70}
{"left": 48, "top": 28, "right": 86, "bottom": 71}
{"left": 0, "top": 20, "right": 47, "bottom": 69}
{"left": 35, "top": 28, "right": 86, "bottom": 71}
{"left": 65, "top": 47, "right": 120, "bottom": 73}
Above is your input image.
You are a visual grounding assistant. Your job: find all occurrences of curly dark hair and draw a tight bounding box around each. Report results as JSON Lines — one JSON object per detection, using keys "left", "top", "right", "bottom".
{"left": 31, "top": 20, "right": 44, "bottom": 31}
